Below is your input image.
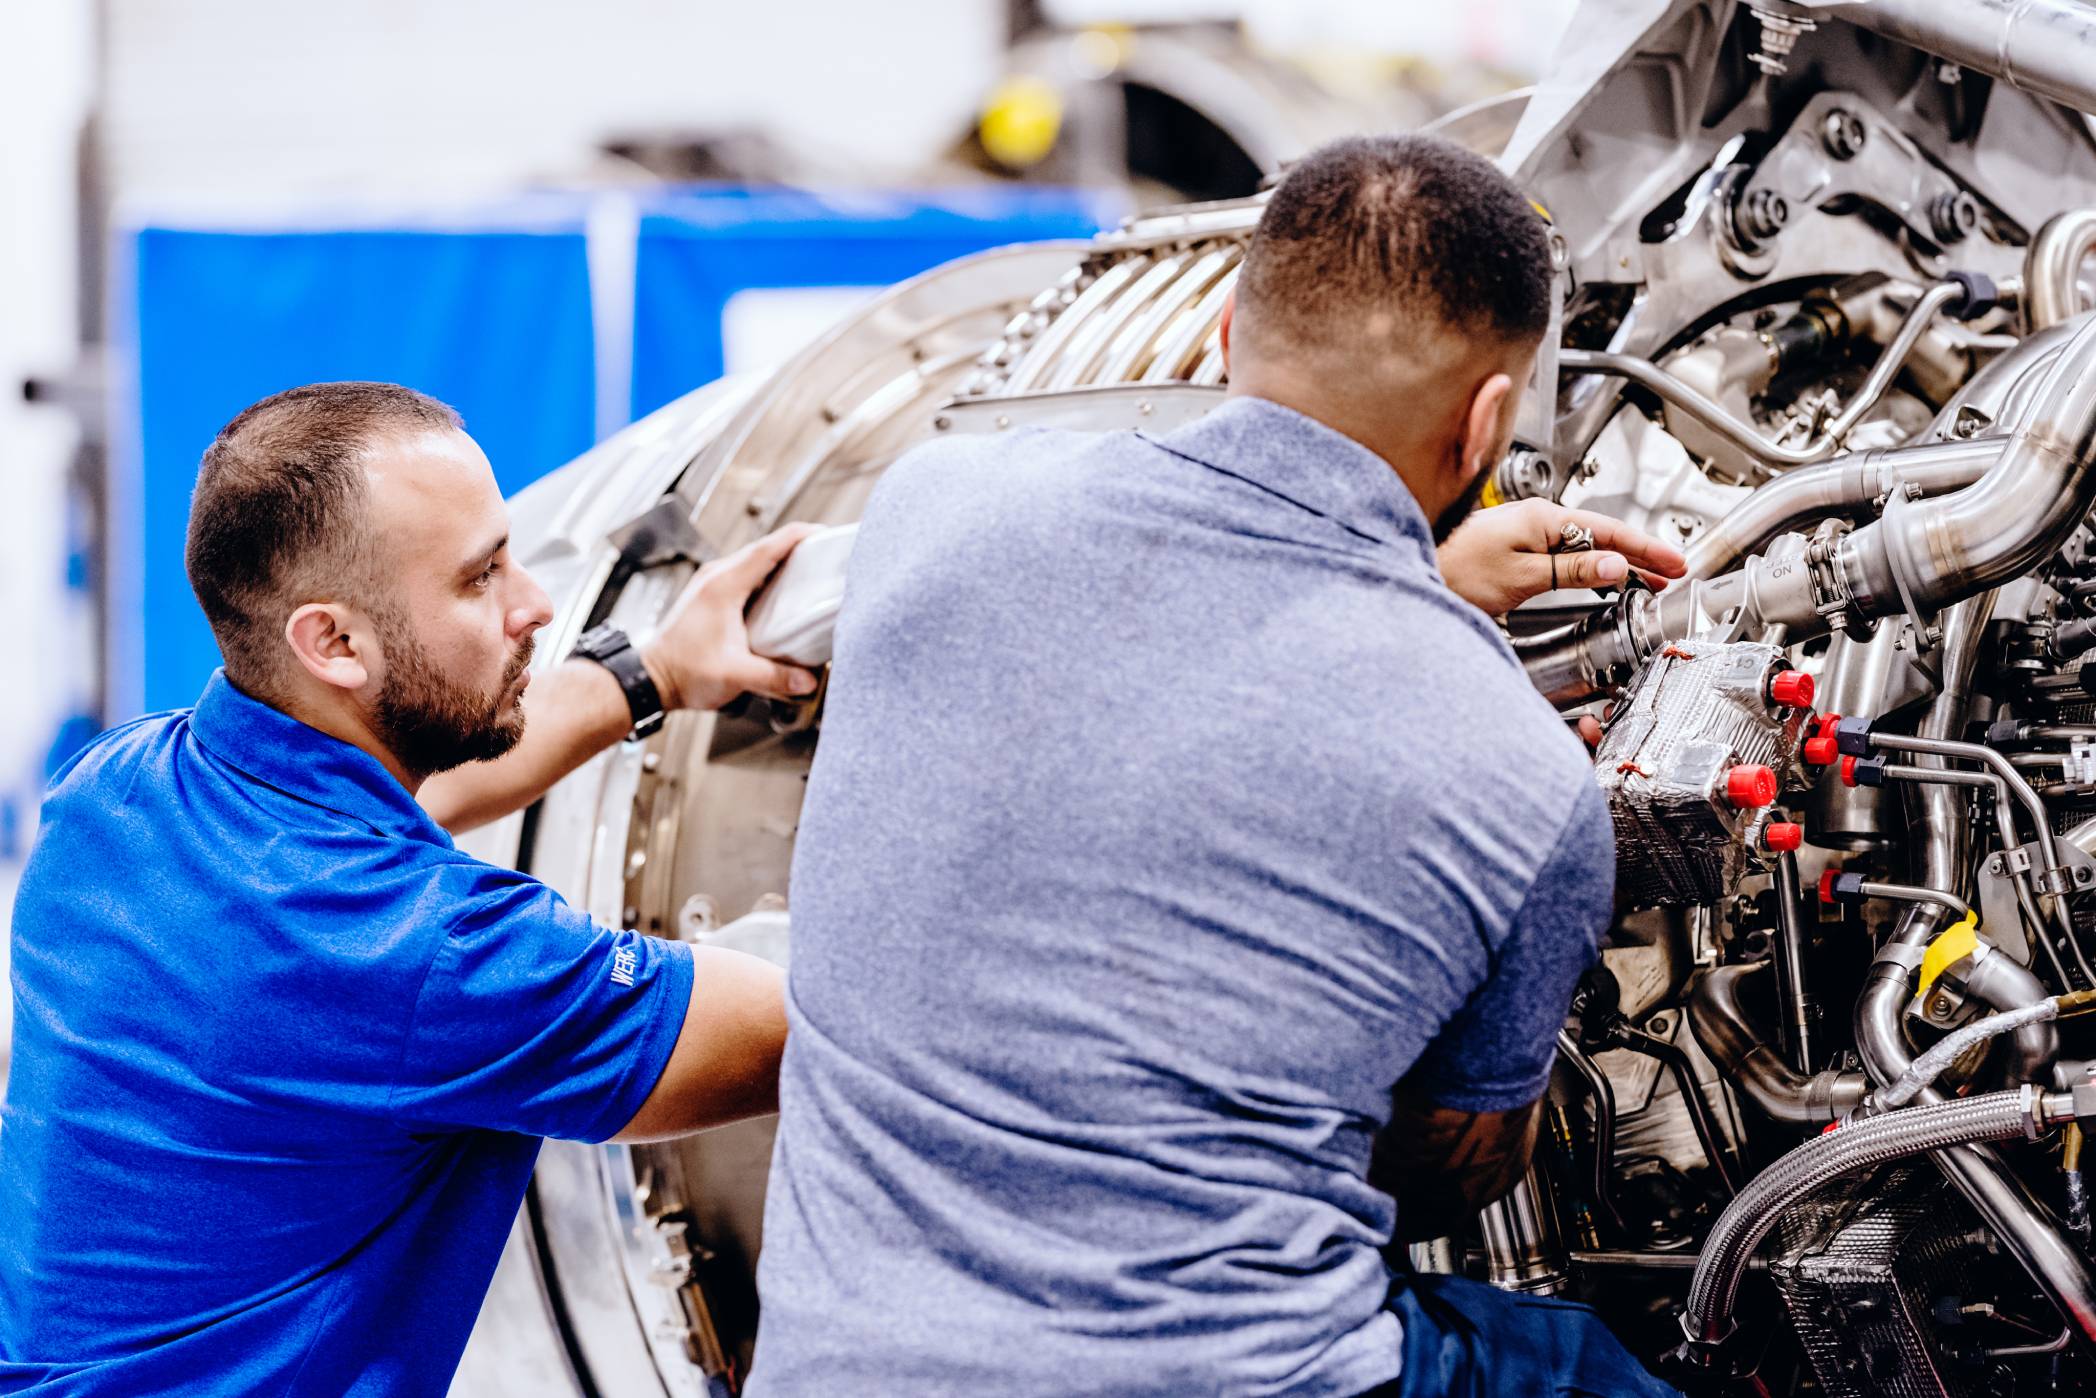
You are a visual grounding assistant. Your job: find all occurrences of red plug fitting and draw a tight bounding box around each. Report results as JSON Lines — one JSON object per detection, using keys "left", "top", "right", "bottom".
{"left": 1803, "top": 713, "right": 1842, "bottom": 766}
{"left": 1769, "top": 669, "right": 1815, "bottom": 709}
{"left": 1726, "top": 763, "right": 1778, "bottom": 808}
{"left": 1762, "top": 821, "right": 1804, "bottom": 853}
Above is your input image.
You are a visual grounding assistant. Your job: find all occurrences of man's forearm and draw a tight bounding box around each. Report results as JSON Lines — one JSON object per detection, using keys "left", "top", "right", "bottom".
{"left": 419, "top": 659, "right": 632, "bottom": 834}
{"left": 1370, "top": 1092, "right": 1543, "bottom": 1243}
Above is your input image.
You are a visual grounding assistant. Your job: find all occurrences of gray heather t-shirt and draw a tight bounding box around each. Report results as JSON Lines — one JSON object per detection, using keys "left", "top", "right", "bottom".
{"left": 748, "top": 396, "right": 1612, "bottom": 1397}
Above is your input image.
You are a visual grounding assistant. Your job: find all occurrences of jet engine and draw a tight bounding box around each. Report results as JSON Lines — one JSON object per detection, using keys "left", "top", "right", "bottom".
{"left": 452, "top": 3, "right": 2096, "bottom": 1392}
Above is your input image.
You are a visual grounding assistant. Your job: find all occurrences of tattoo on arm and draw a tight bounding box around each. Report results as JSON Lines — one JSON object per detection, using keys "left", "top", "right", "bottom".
{"left": 1369, "top": 1086, "right": 1543, "bottom": 1244}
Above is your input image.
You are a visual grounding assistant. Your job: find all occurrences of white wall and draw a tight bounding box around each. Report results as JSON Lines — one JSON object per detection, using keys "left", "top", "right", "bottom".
{"left": 103, "top": 0, "right": 1007, "bottom": 204}
{"left": 0, "top": 0, "right": 97, "bottom": 1086}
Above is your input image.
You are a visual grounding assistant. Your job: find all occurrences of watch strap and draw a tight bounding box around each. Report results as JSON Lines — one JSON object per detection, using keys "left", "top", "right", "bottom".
{"left": 572, "top": 625, "right": 666, "bottom": 738}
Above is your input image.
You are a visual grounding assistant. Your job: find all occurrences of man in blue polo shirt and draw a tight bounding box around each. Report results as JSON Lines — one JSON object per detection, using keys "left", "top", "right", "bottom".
{"left": 749, "top": 136, "right": 1685, "bottom": 1396}
{"left": 0, "top": 382, "right": 817, "bottom": 1395}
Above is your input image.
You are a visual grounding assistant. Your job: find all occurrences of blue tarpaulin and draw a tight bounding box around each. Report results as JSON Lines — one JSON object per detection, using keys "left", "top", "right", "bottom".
{"left": 112, "top": 187, "right": 1113, "bottom": 721}
{"left": 630, "top": 186, "right": 1111, "bottom": 419}
{"left": 120, "top": 217, "right": 598, "bottom": 717}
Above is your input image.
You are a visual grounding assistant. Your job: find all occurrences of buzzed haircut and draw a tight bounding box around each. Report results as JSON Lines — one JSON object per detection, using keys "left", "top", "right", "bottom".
{"left": 185, "top": 381, "right": 462, "bottom": 700}
{"left": 1235, "top": 134, "right": 1553, "bottom": 356}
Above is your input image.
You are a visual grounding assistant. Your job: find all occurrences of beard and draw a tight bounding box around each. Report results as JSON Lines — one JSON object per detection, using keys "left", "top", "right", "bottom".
{"left": 1432, "top": 461, "right": 1496, "bottom": 544}
{"left": 370, "top": 615, "right": 534, "bottom": 778}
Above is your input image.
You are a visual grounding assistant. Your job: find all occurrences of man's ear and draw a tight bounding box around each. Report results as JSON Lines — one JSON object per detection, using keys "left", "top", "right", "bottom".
{"left": 284, "top": 602, "right": 374, "bottom": 693}
{"left": 1218, "top": 289, "right": 1234, "bottom": 376}
{"left": 1458, "top": 371, "right": 1516, "bottom": 481}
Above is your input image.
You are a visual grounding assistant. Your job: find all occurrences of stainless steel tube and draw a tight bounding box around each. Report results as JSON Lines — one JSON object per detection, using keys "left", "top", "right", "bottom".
{"left": 1560, "top": 282, "right": 1963, "bottom": 473}
{"left": 1843, "top": 314, "right": 2096, "bottom": 619}
{"left": 1959, "top": 941, "right": 2064, "bottom": 1084}
{"left": 1771, "top": 852, "right": 1814, "bottom": 1071}
{"left": 1681, "top": 1087, "right": 2065, "bottom": 1347}
{"left": 1687, "top": 963, "right": 1865, "bottom": 1127}
{"left": 2027, "top": 211, "right": 2096, "bottom": 332}
{"left": 1854, "top": 879, "right": 1970, "bottom": 919}
{"left": 1478, "top": 1166, "right": 1569, "bottom": 1295}
{"left": 1879, "top": 999, "right": 2062, "bottom": 1111}
{"left": 1555, "top": 1029, "right": 1626, "bottom": 1238}
{"left": 1680, "top": 438, "right": 1999, "bottom": 581}
{"left": 1818, "top": 0, "right": 2096, "bottom": 119}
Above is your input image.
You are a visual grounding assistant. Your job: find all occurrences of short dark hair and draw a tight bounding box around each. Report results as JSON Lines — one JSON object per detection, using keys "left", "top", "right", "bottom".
{"left": 1235, "top": 134, "right": 1553, "bottom": 355}
{"left": 185, "top": 381, "right": 462, "bottom": 699}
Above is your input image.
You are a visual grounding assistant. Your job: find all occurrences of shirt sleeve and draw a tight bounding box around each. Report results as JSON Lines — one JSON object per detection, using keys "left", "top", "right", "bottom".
{"left": 389, "top": 865, "right": 695, "bottom": 1143}
{"left": 1408, "top": 783, "right": 1612, "bottom": 1113}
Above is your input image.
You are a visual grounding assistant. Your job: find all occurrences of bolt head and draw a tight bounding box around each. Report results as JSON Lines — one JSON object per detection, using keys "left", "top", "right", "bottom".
{"left": 1822, "top": 109, "right": 1867, "bottom": 160}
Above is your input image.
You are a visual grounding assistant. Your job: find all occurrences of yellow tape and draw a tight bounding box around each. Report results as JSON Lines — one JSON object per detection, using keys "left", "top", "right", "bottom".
{"left": 1915, "top": 911, "right": 1981, "bottom": 1001}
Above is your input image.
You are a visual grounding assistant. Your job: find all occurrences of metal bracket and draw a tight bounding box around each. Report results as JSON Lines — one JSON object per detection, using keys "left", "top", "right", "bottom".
{"left": 607, "top": 497, "right": 710, "bottom": 572}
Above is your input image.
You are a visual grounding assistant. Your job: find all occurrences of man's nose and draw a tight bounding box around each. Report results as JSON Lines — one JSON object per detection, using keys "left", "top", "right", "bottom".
{"left": 508, "top": 565, "right": 555, "bottom": 637}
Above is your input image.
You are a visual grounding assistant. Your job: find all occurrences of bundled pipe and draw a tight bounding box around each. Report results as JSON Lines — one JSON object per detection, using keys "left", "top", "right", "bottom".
{"left": 1682, "top": 1087, "right": 2068, "bottom": 1348}
{"left": 1520, "top": 313, "right": 2096, "bottom": 707}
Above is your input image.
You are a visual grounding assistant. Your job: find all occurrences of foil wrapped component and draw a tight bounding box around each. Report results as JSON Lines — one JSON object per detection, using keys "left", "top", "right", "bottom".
{"left": 1770, "top": 1165, "right": 2014, "bottom": 1398}
{"left": 1594, "top": 639, "right": 1812, "bottom": 907}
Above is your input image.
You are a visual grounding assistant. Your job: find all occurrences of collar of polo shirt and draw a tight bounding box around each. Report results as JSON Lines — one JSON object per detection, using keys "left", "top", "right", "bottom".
{"left": 1139, "top": 395, "right": 1434, "bottom": 554}
{"left": 187, "top": 669, "right": 452, "bottom": 846}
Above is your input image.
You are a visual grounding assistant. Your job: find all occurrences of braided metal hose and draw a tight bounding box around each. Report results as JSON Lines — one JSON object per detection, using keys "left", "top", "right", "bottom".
{"left": 1683, "top": 1087, "right": 2060, "bottom": 1346}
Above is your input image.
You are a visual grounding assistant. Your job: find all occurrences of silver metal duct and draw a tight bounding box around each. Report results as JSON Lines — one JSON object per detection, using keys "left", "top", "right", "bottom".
{"left": 2027, "top": 210, "right": 2096, "bottom": 332}
{"left": 1842, "top": 314, "right": 2096, "bottom": 620}
{"left": 1816, "top": 0, "right": 2096, "bottom": 118}
{"left": 1687, "top": 964, "right": 1865, "bottom": 1127}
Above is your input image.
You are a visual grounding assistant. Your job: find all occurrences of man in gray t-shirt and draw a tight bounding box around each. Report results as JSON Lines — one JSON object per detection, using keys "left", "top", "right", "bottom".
{"left": 749, "top": 136, "right": 1684, "bottom": 1397}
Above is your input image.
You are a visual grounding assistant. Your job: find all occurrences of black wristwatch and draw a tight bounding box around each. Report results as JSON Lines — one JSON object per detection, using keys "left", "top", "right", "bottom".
{"left": 571, "top": 625, "right": 667, "bottom": 739}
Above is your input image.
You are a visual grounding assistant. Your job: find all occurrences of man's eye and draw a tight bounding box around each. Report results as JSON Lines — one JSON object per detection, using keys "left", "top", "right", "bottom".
{"left": 472, "top": 562, "right": 501, "bottom": 589}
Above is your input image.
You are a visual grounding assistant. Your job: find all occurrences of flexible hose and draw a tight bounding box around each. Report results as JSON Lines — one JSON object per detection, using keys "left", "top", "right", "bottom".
{"left": 1683, "top": 1089, "right": 2052, "bottom": 1346}
{"left": 1877, "top": 1001, "right": 2062, "bottom": 1110}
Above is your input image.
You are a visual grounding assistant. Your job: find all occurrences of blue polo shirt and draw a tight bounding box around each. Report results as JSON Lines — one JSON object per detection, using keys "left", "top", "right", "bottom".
{"left": 0, "top": 673, "right": 694, "bottom": 1396}
{"left": 749, "top": 396, "right": 1612, "bottom": 1397}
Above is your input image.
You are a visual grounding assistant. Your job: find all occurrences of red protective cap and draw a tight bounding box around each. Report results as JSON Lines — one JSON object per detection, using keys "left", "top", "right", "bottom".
{"left": 1726, "top": 763, "right": 1779, "bottom": 808}
{"left": 1770, "top": 669, "right": 1815, "bottom": 709}
{"left": 1840, "top": 754, "right": 1859, "bottom": 787}
{"left": 1763, "top": 821, "right": 1804, "bottom": 852}
{"left": 1819, "top": 867, "right": 1841, "bottom": 904}
{"left": 1804, "top": 734, "right": 1839, "bottom": 765}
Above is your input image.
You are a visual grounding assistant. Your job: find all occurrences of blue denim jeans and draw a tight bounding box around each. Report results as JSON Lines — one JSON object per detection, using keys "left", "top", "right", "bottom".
{"left": 1360, "top": 1273, "right": 1682, "bottom": 1398}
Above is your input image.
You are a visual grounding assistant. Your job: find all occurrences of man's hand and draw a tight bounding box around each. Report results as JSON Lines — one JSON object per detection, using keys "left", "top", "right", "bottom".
{"left": 640, "top": 525, "right": 822, "bottom": 712}
{"left": 1437, "top": 499, "right": 1688, "bottom": 617}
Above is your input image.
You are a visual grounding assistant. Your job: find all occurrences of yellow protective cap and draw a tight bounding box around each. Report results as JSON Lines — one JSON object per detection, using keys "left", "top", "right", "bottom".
{"left": 980, "top": 76, "right": 1064, "bottom": 171}
{"left": 1915, "top": 911, "right": 1982, "bottom": 1001}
